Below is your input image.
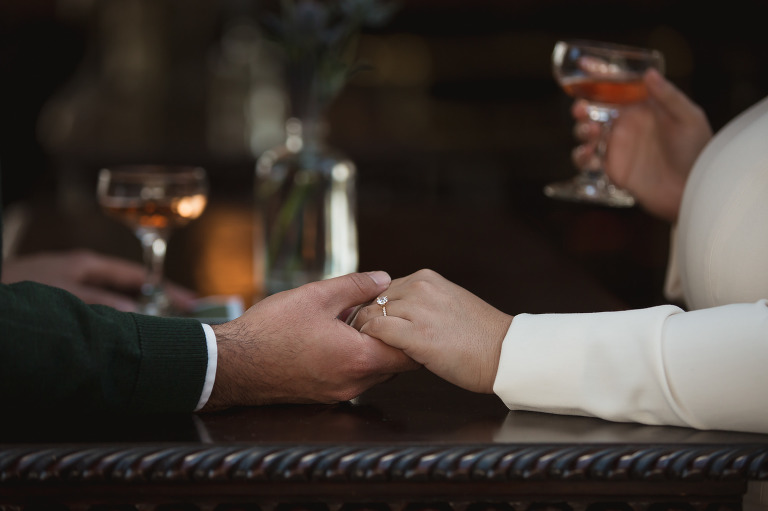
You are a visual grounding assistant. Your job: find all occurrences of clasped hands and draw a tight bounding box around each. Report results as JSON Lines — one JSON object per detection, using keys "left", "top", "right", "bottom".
{"left": 205, "top": 269, "right": 512, "bottom": 411}
{"left": 347, "top": 269, "right": 513, "bottom": 394}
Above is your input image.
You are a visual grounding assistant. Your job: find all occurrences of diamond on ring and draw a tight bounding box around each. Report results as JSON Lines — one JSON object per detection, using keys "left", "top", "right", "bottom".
{"left": 376, "top": 296, "right": 388, "bottom": 316}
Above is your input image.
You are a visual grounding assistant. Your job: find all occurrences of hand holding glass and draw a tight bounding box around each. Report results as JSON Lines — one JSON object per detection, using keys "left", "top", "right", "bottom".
{"left": 545, "top": 40, "right": 665, "bottom": 207}
{"left": 97, "top": 165, "right": 208, "bottom": 316}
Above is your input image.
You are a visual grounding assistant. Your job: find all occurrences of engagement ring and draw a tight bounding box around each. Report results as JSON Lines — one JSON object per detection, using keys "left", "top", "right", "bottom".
{"left": 376, "top": 296, "right": 388, "bottom": 317}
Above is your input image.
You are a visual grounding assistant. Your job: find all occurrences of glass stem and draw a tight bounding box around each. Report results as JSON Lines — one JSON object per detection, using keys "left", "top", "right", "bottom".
{"left": 585, "top": 104, "right": 619, "bottom": 188}
{"left": 137, "top": 228, "right": 168, "bottom": 299}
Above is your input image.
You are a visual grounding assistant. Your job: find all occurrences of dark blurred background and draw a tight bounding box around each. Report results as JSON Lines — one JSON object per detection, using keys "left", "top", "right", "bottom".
{"left": 2, "top": 0, "right": 767, "bottom": 310}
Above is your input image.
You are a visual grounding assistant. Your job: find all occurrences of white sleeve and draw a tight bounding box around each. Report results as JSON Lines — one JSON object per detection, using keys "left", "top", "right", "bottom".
{"left": 663, "top": 226, "right": 684, "bottom": 303}
{"left": 194, "top": 323, "right": 218, "bottom": 412}
{"left": 493, "top": 300, "right": 768, "bottom": 434}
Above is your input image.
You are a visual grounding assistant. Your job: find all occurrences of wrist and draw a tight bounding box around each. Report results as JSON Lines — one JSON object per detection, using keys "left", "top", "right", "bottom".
{"left": 201, "top": 322, "right": 241, "bottom": 411}
{"left": 485, "top": 312, "right": 514, "bottom": 393}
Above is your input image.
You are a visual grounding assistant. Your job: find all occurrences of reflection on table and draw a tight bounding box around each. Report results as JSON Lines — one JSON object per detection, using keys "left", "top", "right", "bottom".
{"left": 1, "top": 368, "right": 767, "bottom": 509}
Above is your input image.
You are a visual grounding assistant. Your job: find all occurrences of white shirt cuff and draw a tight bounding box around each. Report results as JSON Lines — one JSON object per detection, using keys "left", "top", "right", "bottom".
{"left": 492, "top": 306, "right": 688, "bottom": 428}
{"left": 195, "top": 323, "right": 218, "bottom": 411}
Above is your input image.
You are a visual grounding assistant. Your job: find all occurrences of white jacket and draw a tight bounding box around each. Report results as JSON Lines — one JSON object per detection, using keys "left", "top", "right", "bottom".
{"left": 494, "top": 96, "right": 768, "bottom": 434}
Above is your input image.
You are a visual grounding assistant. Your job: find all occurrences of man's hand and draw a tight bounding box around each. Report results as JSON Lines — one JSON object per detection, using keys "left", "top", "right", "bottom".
{"left": 204, "top": 271, "right": 420, "bottom": 410}
{"left": 351, "top": 269, "right": 513, "bottom": 394}
{"left": 2, "top": 249, "right": 197, "bottom": 312}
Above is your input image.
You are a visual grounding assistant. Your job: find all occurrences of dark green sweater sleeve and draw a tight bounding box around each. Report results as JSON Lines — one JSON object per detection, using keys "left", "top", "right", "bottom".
{"left": 0, "top": 281, "right": 208, "bottom": 413}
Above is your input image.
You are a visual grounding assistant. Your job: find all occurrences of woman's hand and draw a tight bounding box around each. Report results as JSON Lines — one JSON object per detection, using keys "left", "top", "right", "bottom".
{"left": 573, "top": 69, "right": 713, "bottom": 223}
{"left": 351, "top": 269, "right": 513, "bottom": 394}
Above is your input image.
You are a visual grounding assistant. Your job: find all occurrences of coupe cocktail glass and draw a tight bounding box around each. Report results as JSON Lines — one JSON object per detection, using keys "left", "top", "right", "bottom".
{"left": 545, "top": 39, "right": 664, "bottom": 207}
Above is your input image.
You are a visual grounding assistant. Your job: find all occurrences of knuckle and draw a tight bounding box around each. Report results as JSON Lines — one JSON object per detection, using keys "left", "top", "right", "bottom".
{"left": 414, "top": 268, "right": 440, "bottom": 281}
{"left": 411, "top": 277, "right": 436, "bottom": 295}
{"left": 357, "top": 305, "right": 377, "bottom": 326}
{"left": 301, "top": 281, "right": 325, "bottom": 304}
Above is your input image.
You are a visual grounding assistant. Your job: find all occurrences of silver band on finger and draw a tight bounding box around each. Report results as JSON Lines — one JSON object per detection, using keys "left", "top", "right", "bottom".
{"left": 376, "top": 296, "right": 388, "bottom": 317}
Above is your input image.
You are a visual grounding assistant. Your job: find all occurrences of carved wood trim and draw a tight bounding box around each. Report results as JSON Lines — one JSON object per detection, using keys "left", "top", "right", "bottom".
{"left": 0, "top": 443, "right": 766, "bottom": 485}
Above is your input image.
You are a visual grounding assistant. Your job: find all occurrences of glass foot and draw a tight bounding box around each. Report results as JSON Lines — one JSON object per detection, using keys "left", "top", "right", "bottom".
{"left": 543, "top": 175, "right": 635, "bottom": 208}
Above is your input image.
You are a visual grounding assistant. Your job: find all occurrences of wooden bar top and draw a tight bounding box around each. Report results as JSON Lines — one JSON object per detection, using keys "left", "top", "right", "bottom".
{"left": 3, "top": 170, "right": 764, "bottom": 509}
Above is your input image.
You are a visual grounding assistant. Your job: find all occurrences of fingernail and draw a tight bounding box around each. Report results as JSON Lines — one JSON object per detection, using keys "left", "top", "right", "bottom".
{"left": 365, "top": 271, "right": 391, "bottom": 286}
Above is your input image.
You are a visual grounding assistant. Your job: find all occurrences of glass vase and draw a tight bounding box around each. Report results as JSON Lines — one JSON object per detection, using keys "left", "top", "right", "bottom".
{"left": 255, "top": 117, "right": 358, "bottom": 296}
